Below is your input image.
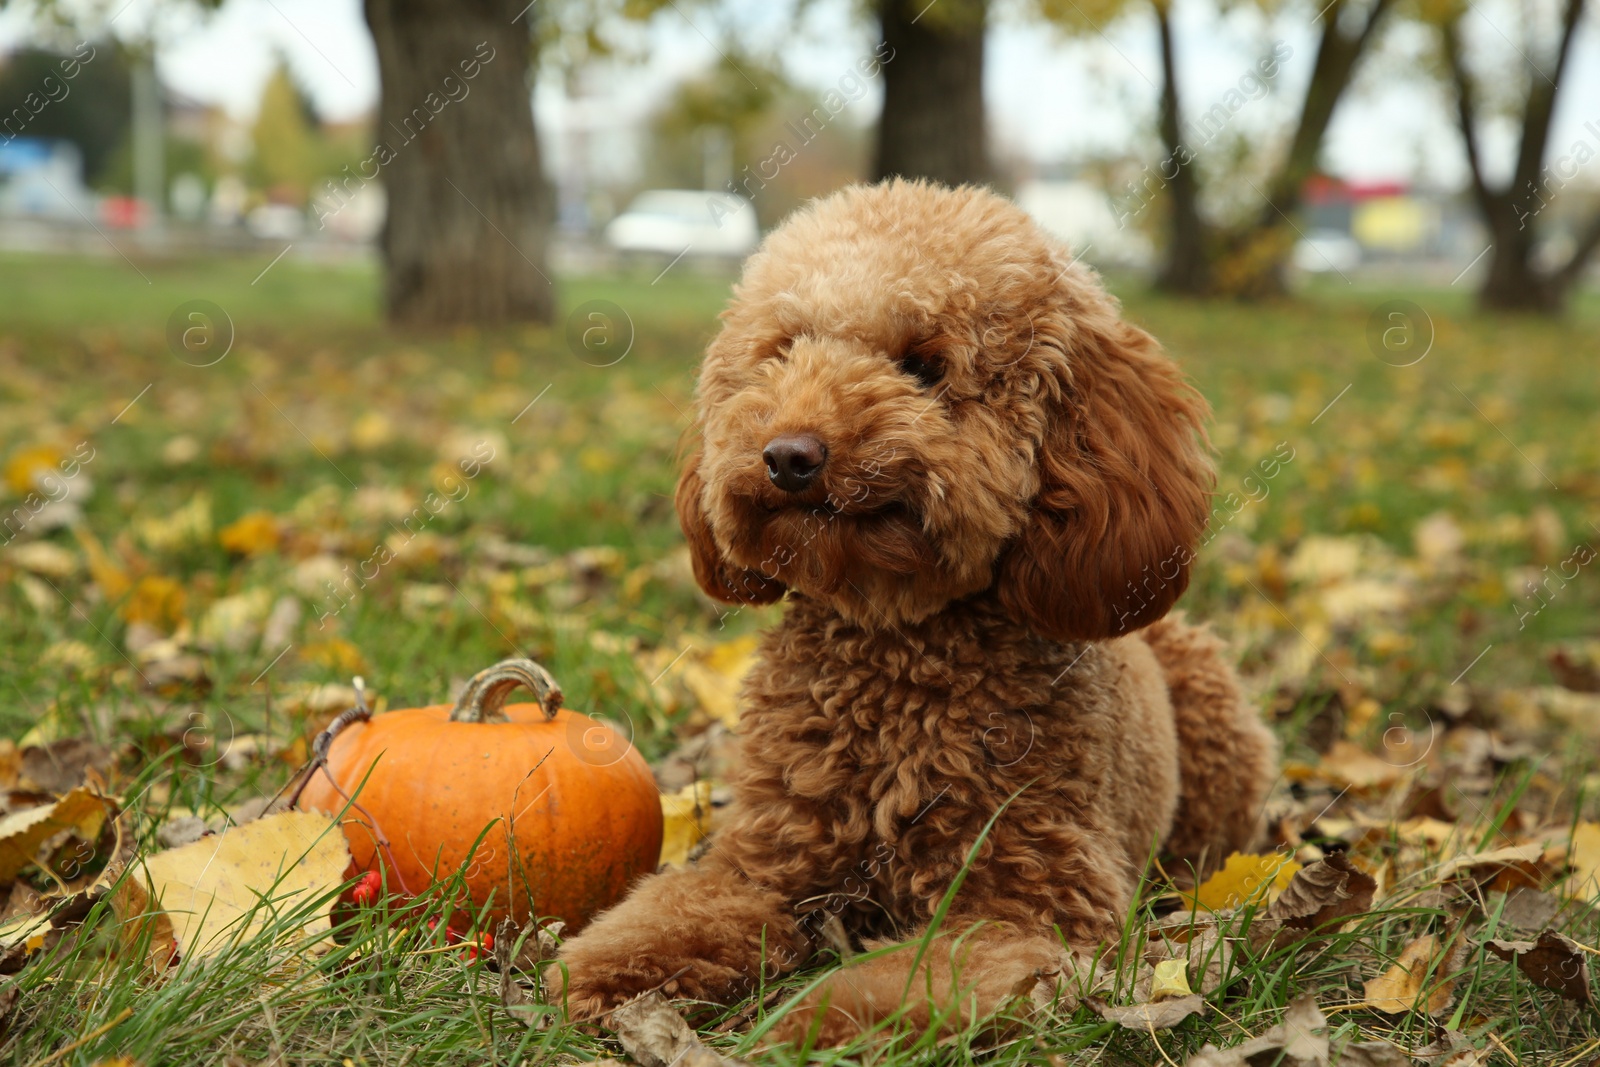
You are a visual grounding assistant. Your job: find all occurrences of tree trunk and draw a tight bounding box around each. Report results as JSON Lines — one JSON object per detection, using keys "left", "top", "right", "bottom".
{"left": 1153, "top": 2, "right": 1209, "bottom": 295}
{"left": 1214, "top": 0, "right": 1392, "bottom": 298}
{"left": 363, "top": 0, "right": 555, "bottom": 326}
{"left": 873, "top": 0, "right": 991, "bottom": 187}
{"left": 1479, "top": 204, "right": 1558, "bottom": 312}
{"left": 1440, "top": 0, "right": 1594, "bottom": 314}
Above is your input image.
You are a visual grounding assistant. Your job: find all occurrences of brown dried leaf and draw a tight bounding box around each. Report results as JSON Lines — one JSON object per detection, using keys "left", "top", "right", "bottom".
{"left": 1333, "top": 1040, "right": 1411, "bottom": 1066}
{"left": 0, "top": 909, "right": 53, "bottom": 975}
{"left": 0, "top": 982, "right": 17, "bottom": 1039}
{"left": 496, "top": 920, "right": 555, "bottom": 1029}
{"left": 1498, "top": 887, "right": 1559, "bottom": 931}
{"left": 1362, "top": 935, "right": 1455, "bottom": 1015}
{"left": 18, "top": 738, "right": 113, "bottom": 794}
{"left": 1410, "top": 1031, "right": 1492, "bottom": 1066}
{"left": 155, "top": 815, "right": 209, "bottom": 850}
{"left": 1316, "top": 741, "right": 1408, "bottom": 791}
{"left": 1252, "top": 852, "right": 1377, "bottom": 951}
{"left": 1266, "top": 852, "right": 1377, "bottom": 927}
{"left": 612, "top": 991, "right": 742, "bottom": 1067}
{"left": 496, "top": 917, "right": 566, "bottom": 973}
{"left": 1183, "top": 995, "right": 1329, "bottom": 1065}
{"left": 1086, "top": 993, "right": 1206, "bottom": 1031}
{"left": 1484, "top": 929, "right": 1593, "bottom": 1005}
{"left": 0, "top": 788, "right": 116, "bottom": 887}
{"left": 1434, "top": 843, "right": 1547, "bottom": 891}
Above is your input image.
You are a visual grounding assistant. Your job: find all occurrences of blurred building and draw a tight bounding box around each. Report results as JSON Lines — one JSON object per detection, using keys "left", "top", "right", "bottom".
{"left": 0, "top": 137, "right": 93, "bottom": 219}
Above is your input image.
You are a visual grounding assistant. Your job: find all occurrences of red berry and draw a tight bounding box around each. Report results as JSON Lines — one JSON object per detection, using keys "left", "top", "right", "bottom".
{"left": 350, "top": 870, "right": 382, "bottom": 906}
{"left": 481, "top": 930, "right": 494, "bottom": 952}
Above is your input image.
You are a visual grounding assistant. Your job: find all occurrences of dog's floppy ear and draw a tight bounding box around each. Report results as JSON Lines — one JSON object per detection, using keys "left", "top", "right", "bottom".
{"left": 676, "top": 447, "right": 786, "bottom": 606}
{"left": 997, "top": 316, "right": 1212, "bottom": 641}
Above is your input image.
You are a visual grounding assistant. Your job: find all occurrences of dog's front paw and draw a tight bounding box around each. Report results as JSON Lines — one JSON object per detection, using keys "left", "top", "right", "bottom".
{"left": 541, "top": 960, "right": 621, "bottom": 1022}
{"left": 545, "top": 946, "right": 754, "bottom": 1024}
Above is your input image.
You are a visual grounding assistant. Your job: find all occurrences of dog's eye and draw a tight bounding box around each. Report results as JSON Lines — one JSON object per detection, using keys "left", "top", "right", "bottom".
{"left": 897, "top": 350, "right": 944, "bottom": 389}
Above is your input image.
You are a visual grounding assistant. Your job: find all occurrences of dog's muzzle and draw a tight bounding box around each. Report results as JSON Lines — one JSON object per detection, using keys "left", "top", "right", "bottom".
{"left": 763, "top": 434, "right": 828, "bottom": 493}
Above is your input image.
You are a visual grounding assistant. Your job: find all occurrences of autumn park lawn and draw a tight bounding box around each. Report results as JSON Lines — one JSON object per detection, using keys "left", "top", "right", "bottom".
{"left": 1, "top": 250, "right": 1599, "bottom": 1064}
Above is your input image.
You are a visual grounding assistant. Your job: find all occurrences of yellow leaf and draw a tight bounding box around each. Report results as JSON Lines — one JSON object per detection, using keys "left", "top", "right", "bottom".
{"left": 1566, "top": 822, "right": 1600, "bottom": 900}
{"left": 1394, "top": 816, "right": 1462, "bottom": 848}
{"left": 1150, "top": 958, "right": 1193, "bottom": 1001}
{"left": 1434, "top": 843, "right": 1547, "bottom": 891}
{"left": 1315, "top": 740, "right": 1407, "bottom": 791}
{"left": 677, "top": 636, "right": 759, "bottom": 728}
{"left": 0, "top": 788, "right": 116, "bottom": 884}
{"left": 41, "top": 639, "right": 98, "bottom": 673}
{"left": 218, "top": 512, "right": 281, "bottom": 556}
{"left": 350, "top": 412, "right": 393, "bottom": 451}
{"left": 119, "top": 575, "right": 187, "bottom": 630}
{"left": 72, "top": 527, "right": 130, "bottom": 601}
{"left": 126, "top": 810, "right": 350, "bottom": 959}
{"left": 8, "top": 542, "right": 80, "bottom": 580}
{"left": 1189, "top": 852, "right": 1302, "bottom": 912}
{"left": 299, "top": 638, "right": 368, "bottom": 674}
{"left": 1362, "top": 935, "right": 1454, "bottom": 1014}
{"left": 136, "top": 493, "right": 211, "bottom": 552}
{"left": 659, "top": 781, "right": 717, "bottom": 867}
{"left": 4, "top": 444, "right": 62, "bottom": 494}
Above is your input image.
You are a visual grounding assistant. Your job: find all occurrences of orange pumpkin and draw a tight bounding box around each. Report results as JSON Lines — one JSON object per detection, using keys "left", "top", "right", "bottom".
{"left": 298, "top": 659, "right": 662, "bottom": 930}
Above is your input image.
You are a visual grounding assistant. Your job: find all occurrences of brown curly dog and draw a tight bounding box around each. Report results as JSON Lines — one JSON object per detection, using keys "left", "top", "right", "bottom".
{"left": 549, "top": 180, "right": 1278, "bottom": 1045}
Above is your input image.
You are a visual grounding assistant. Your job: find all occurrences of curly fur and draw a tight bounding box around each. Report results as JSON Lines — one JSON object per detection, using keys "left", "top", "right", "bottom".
{"left": 550, "top": 180, "right": 1278, "bottom": 1045}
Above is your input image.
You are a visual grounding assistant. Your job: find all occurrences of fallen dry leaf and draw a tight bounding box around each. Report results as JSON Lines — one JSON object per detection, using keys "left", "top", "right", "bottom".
{"left": 1263, "top": 852, "right": 1376, "bottom": 937}
{"left": 497, "top": 917, "right": 566, "bottom": 973}
{"left": 496, "top": 919, "right": 556, "bottom": 1030}
{"left": 0, "top": 788, "right": 116, "bottom": 886}
{"left": 659, "top": 781, "right": 717, "bottom": 867}
{"left": 612, "top": 990, "right": 742, "bottom": 1067}
{"left": 0, "top": 981, "right": 18, "bottom": 1038}
{"left": 1086, "top": 992, "right": 1206, "bottom": 1031}
{"left": 18, "top": 738, "right": 115, "bottom": 795}
{"left": 1334, "top": 1040, "right": 1412, "bottom": 1065}
{"left": 1566, "top": 821, "right": 1600, "bottom": 900}
{"left": 1434, "top": 842, "right": 1547, "bottom": 891}
{"left": 1184, "top": 995, "right": 1328, "bottom": 1065}
{"left": 1484, "top": 929, "right": 1593, "bottom": 1005}
{"left": 1190, "top": 851, "right": 1301, "bottom": 912}
{"left": 675, "top": 636, "right": 758, "bottom": 729}
{"left": 1150, "top": 957, "right": 1192, "bottom": 1000}
{"left": 121, "top": 809, "right": 350, "bottom": 959}
{"left": 1362, "top": 934, "right": 1455, "bottom": 1015}
{"left": 0, "top": 911, "right": 52, "bottom": 973}
{"left": 1315, "top": 740, "right": 1409, "bottom": 791}
{"left": 1498, "top": 886, "right": 1559, "bottom": 931}
{"left": 1146, "top": 922, "right": 1238, "bottom": 997}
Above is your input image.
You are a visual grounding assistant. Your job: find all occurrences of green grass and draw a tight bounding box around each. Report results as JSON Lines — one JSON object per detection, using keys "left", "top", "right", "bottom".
{"left": 0, "top": 249, "right": 1598, "bottom": 1064}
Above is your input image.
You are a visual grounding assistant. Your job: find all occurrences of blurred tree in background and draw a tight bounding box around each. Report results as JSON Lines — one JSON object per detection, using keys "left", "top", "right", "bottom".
{"left": 362, "top": 0, "right": 554, "bottom": 327}
{"left": 1436, "top": 0, "right": 1600, "bottom": 314}
{"left": 246, "top": 62, "right": 320, "bottom": 202}
{"left": 873, "top": 0, "right": 992, "bottom": 186}
{"left": 1034, "top": 0, "right": 1393, "bottom": 299}
{"left": 0, "top": 43, "right": 131, "bottom": 184}
{"left": 644, "top": 53, "right": 866, "bottom": 227}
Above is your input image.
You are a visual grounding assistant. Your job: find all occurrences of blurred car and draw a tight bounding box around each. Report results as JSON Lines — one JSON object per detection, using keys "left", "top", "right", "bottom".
{"left": 247, "top": 203, "right": 305, "bottom": 240}
{"left": 604, "top": 190, "right": 759, "bottom": 258}
{"left": 1292, "top": 229, "right": 1361, "bottom": 274}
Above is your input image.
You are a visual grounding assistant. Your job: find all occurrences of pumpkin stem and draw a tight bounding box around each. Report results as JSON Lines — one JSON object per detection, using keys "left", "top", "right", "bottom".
{"left": 449, "top": 659, "right": 563, "bottom": 723}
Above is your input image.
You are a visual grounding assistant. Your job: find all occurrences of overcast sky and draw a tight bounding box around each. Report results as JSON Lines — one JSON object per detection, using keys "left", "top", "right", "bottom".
{"left": 2, "top": 0, "right": 1597, "bottom": 193}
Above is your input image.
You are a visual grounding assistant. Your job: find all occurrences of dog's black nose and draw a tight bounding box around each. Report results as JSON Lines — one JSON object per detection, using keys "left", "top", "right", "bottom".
{"left": 763, "top": 434, "right": 827, "bottom": 492}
